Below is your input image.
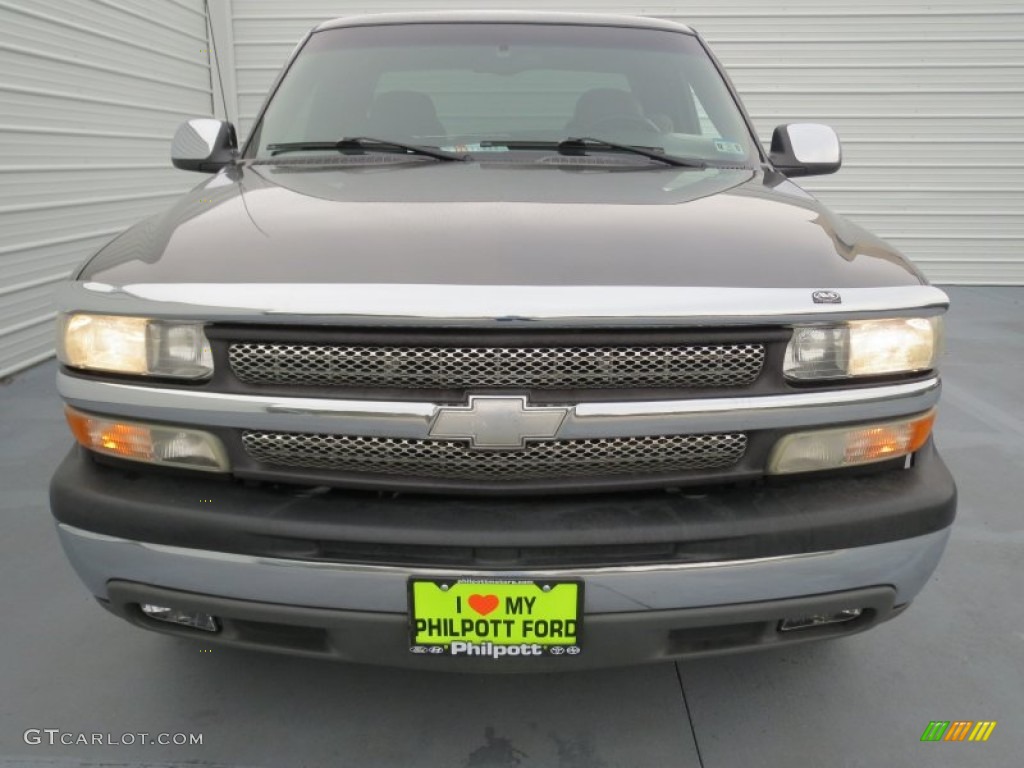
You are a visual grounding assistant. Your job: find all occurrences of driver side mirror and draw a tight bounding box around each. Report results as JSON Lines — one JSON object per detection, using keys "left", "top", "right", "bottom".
{"left": 171, "top": 118, "right": 238, "bottom": 173}
{"left": 769, "top": 123, "right": 841, "bottom": 177}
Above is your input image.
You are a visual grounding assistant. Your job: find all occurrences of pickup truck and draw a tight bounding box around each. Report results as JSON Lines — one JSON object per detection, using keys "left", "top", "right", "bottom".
{"left": 50, "top": 11, "right": 956, "bottom": 670}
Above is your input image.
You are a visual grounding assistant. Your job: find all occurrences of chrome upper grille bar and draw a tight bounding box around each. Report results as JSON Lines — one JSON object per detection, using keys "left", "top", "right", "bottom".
{"left": 58, "top": 374, "right": 941, "bottom": 440}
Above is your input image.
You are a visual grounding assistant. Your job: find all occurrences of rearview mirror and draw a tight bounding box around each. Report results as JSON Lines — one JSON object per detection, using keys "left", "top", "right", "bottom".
{"left": 769, "top": 123, "right": 841, "bottom": 177}
{"left": 171, "top": 118, "right": 237, "bottom": 173}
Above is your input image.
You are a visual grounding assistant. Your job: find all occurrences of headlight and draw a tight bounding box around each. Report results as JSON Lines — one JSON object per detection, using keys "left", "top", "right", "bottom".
{"left": 58, "top": 313, "right": 213, "bottom": 379}
{"left": 65, "top": 407, "right": 229, "bottom": 472}
{"left": 784, "top": 317, "right": 941, "bottom": 380}
{"left": 767, "top": 410, "right": 935, "bottom": 475}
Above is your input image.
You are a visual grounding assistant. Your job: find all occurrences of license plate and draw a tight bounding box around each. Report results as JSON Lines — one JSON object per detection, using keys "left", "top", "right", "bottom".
{"left": 408, "top": 578, "right": 583, "bottom": 658}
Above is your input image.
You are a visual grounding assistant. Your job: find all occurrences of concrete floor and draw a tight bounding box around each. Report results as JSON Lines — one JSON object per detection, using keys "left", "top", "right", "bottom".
{"left": 0, "top": 286, "right": 1020, "bottom": 768}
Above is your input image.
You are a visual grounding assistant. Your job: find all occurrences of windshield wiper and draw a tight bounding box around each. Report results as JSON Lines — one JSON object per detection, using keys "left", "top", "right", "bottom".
{"left": 558, "top": 137, "right": 707, "bottom": 168}
{"left": 265, "top": 137, "right": 468, "bottom": 162}
{"left": 480, "top": 138, "right": 708, "bottom": 168}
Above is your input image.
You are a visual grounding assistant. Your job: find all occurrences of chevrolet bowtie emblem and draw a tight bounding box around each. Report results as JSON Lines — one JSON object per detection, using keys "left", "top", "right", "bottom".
{"left": 428, "top": 396, "right": 569, "bottom": 449}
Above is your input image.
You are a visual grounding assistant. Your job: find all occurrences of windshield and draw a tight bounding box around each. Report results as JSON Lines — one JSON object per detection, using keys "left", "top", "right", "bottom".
{"left": 248, "top": 23, "right": 758, "bottom": 165}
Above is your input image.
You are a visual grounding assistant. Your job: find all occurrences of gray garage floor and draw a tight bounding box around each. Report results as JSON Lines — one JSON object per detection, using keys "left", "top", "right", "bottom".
{"left": 0, "top": 286, "right": 1021, "bottom": 768}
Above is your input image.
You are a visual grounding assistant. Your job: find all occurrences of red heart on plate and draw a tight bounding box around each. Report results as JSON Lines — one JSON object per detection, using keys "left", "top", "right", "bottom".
{"left": 468, "top": 594, "right": 499, "bottom": 616}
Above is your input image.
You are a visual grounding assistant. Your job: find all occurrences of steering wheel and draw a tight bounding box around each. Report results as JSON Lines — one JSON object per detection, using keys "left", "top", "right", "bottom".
{"left": 588, "top": 114, "right": 662, "bottom": 135}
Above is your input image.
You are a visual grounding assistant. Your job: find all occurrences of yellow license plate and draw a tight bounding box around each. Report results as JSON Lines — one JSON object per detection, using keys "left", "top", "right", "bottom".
{"left": 409, "top": 578, "right": 583, "bottom": 658}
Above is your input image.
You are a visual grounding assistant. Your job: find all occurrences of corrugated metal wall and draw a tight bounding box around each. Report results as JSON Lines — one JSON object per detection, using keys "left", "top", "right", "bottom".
{"left": 0, "top": 0, "right": 213, "bottom": 377}
{"left": 225, "top": 0, "right": 1024, "bottom": 286}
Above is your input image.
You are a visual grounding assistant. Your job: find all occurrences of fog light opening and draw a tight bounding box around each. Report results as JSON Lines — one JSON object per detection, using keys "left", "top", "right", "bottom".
{"left": 140, "top": 603, "right": 219, "bottom": 633}
{"left": 778, "top": 608, "right": 863, "bottom": 633}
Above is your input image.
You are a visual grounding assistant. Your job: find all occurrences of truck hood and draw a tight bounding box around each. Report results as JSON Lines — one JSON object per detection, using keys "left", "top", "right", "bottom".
{"left": 80, "top": 160, "right": 924, "bottom": 289}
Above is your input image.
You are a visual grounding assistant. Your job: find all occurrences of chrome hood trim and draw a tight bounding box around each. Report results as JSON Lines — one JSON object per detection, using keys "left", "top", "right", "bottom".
{"left": 64, "top": 282, "right": 949, "bottom": 327}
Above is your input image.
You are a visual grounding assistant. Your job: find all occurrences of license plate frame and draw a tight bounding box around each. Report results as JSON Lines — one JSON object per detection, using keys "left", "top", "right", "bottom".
{"left": 408, "top": 577, "right": 584, "bottom": 658}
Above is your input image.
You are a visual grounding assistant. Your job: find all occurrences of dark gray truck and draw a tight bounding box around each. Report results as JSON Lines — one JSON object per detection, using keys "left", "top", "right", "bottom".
{"left": 50, "top": 11, "right": 955, "bottom": 670}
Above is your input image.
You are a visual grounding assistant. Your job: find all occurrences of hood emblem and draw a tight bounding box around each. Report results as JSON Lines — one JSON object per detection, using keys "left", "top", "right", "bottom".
{"left": 429, "top": 396, "right": 569, "bottom": 449}
{"left": 812, "top": 289, "right": 842, "bottom": 304}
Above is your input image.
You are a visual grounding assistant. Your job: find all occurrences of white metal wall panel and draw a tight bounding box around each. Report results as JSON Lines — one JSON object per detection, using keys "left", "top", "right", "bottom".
{"left": 0, "top": 0, "right": 213, "bottom": 377}
{"left": 228, "top": 0, "right": 1023, "bottom": 286}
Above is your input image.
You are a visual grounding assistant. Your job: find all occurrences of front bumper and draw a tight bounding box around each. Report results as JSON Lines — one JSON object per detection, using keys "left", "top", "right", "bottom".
{"left": 51, "top": 441, "right": 955, "bottom": 669}
{"left": 58, "top": 524, "right": 944, "bottom": 670}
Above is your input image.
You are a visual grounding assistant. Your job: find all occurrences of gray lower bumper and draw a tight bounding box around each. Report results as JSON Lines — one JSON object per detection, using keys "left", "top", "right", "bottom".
{"left": 57, "top": 523, "right": 949, "bottom": 668}
{"left": 58, "top": 524, "right": 949, "bottom": 614}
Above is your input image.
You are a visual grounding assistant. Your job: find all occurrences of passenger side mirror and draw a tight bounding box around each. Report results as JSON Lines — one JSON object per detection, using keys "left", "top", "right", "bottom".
{"left": 171, "top": 118, "right": 238, "bottom": 173}
{"left": 769, "top": 123, "right": 841, "bottom": 177}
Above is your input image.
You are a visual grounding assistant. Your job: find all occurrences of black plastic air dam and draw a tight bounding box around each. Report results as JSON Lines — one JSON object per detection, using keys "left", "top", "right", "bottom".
{"left": 50, "top": 440, "right": 956, "bottom": 565}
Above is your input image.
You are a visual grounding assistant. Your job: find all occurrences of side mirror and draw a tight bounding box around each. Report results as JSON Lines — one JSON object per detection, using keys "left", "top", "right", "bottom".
{"left": 769, "top": 123, "right": 841, "bottom": 177}
{"left": 171, "top": 118, "right": 237, "bottom": 172}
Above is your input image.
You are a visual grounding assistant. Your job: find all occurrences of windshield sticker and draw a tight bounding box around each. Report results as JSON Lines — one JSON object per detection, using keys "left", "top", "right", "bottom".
{"left": 714, "top": 140, "right": 745, "bottom": 155}
{"left": 440, "top": 143, "right": 510, "bottom": 153}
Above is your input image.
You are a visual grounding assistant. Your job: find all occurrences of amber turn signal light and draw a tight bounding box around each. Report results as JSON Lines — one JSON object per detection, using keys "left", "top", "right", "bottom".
{"left": 64, "top": 407, "right": 229, "bottom": 472}
{"left": 767, "top": 410, "right": 935, "bottom": 475}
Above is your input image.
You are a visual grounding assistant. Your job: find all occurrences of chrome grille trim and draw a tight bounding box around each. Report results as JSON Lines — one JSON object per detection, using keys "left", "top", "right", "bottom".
{"left": 228, "top": 343, "right": 765, "bottom": 389}
{"left": 241, "top": 431, "right": 747, "bottom": 481}
{"left": 58, "top": 374, "right": 942, "bottom": 439}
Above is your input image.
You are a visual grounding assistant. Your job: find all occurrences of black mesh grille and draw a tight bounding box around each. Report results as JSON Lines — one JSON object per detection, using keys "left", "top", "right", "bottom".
{"left": 228, "top": 343, "right": 765, "bottom": 389}
{"left": 241, "top": 431, "right": 748, "bottom": 481}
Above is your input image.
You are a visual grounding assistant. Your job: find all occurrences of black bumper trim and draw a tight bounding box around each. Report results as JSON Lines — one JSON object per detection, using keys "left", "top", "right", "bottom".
{"left": 50, "top": 440, "right": 956, "bottom": 567}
